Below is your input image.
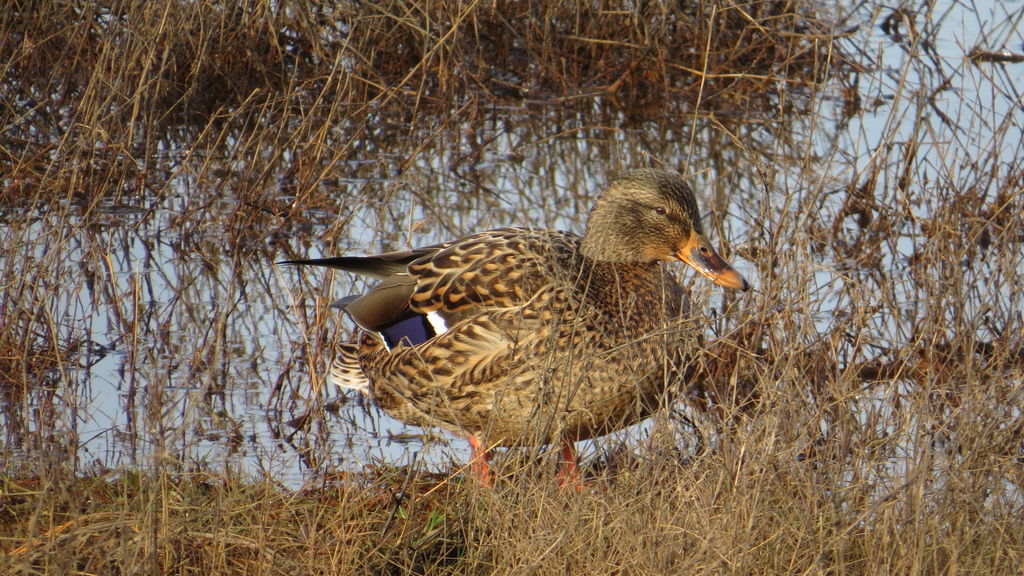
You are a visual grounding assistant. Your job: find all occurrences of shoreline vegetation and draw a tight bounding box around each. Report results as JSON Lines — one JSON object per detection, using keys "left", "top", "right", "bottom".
{"left": 3, "top": 1, "right": 1023, "bottom": 574}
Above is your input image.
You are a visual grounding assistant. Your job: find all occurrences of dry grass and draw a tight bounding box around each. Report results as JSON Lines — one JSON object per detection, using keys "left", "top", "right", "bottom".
{"left": 2, "top": 438, "right": 1021, "bottom": 574}
{"left": 2, "top": 0, "right": 1024, "bottom": 574}
{"left": 1, "top": 0, "right": 844, "bottom": 215}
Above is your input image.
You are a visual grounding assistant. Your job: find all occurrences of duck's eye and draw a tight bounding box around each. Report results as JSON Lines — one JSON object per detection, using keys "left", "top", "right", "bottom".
{"left": 654, "top": 206, "right": 669, "bottom": 216}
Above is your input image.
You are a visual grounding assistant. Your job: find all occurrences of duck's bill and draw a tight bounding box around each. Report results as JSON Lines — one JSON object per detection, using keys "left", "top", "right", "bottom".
{"left": 676, "top": 231, "right": 750, "bottom": 291}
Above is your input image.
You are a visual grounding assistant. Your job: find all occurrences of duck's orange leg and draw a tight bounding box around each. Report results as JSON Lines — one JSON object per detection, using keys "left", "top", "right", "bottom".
{"left": 467, "top": 435, "right": 494, "bottom": 487}
{"left": 556, "top": 441, "right": 581, "bottom": 488}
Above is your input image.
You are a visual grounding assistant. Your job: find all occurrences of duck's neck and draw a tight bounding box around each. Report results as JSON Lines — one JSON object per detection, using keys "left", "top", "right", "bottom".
{"left": 580, "top": 231, "right": 656, "bottom": 264}
{"left": 573, "top": 251, "right": 669, "bottom": 299}
{"left": 587, "top": 258, "right": 665, "bottom": 294}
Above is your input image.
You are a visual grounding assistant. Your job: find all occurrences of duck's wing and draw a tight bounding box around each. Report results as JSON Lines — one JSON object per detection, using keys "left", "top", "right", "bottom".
{"left": 404, "top": 228, "right": 565, "bottom": 326}
{"left": 280, "top": 244, "right": 447, "bottom": 336}
{"left": 282, "top": 228, "right": 572, "bottom": 346}
{"left": 367, "top": 229, "right": 576, "bottom": 435}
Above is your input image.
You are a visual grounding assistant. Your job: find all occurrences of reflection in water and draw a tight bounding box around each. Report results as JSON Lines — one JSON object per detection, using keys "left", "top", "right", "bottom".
{"left": 1, "top": 0, "right": 1021, "bottom": 493}
{"left": 0, "top": 104, "right": 785, "bottom": 485}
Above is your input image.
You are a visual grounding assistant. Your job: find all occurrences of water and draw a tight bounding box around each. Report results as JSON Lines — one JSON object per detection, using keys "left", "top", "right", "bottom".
{"left": 1, "top": 0, "right": 1021, "bottom": 488}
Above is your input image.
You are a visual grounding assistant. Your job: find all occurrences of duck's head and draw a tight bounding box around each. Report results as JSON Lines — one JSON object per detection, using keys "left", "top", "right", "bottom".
{"left": 580, "top": 169, "right": 750, "bottom": 291}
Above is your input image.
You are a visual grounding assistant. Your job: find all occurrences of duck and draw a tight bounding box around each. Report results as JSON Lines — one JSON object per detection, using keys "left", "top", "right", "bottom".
{"left": 283, "top": 169, "right": 749, "bottom": 485}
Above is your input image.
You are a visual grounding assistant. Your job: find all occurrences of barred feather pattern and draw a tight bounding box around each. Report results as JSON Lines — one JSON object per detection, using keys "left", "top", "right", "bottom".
{"left": 343, "top": 228, "right": 700, "bottom": 447}
{"left": 330, "top": 343, "right": 369, "bottom": 394}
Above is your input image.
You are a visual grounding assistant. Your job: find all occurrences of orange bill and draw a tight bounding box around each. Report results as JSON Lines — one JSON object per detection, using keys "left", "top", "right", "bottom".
{"left": 675, "top": 230, "right": 750, "bottom": 291}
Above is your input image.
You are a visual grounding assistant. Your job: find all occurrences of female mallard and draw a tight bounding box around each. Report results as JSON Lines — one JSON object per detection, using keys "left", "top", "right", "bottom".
{"left": 285, "top": 169, "right": 748, "bottom": 485}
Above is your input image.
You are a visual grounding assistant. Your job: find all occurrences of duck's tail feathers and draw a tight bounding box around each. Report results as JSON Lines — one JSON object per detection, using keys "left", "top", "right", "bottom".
{"left": 278, "top": 246, "right": 438, "bottom": 280}
{"left": 330, "top": 343, "right": 370, "bottom": 395}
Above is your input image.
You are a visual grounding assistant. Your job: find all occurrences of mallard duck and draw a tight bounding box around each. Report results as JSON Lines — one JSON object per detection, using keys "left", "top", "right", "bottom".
{"left": 284, "top": 169, "right": 749, "bottom": 485}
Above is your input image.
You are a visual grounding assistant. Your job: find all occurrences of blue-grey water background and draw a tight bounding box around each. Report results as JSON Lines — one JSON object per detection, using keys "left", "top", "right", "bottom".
{"left": 2, "top": 0, "right": 1022, "bottom": 488}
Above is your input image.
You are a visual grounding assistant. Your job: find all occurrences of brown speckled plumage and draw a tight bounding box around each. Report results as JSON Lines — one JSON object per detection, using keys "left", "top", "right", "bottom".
{"left": 284, "top": 169, "right": 749, "bottom": 482}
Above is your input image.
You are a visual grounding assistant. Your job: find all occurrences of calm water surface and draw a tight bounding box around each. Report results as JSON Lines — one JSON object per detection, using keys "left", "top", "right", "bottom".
{"left": 2, "top": 0, "right": 1021, "bottom": 487}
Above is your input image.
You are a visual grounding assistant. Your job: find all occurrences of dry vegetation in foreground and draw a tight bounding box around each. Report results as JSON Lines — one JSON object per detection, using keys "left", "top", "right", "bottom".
{"left": 2, "top": 397, "right": 1023, "bottom": 576}
{"left": 3, "top": 0, "right": 1024, "bottom": 574}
